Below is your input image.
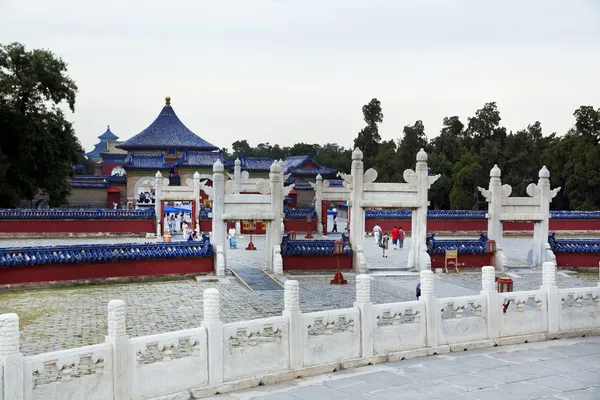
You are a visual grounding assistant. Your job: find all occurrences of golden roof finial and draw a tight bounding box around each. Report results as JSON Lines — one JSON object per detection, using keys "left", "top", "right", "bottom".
{"left": 165, "top": 96, "right": 171, "bottom": 106}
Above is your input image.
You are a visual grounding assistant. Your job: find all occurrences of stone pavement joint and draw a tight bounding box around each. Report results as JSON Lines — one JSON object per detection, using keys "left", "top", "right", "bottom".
{"left": 202, "top": 336, "right": 600, "bottom": 400}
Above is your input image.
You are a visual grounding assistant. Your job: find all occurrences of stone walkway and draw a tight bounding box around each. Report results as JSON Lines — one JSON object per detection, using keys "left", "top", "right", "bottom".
{"left": 203, "top": 337, "right": 600, "bottom": 400}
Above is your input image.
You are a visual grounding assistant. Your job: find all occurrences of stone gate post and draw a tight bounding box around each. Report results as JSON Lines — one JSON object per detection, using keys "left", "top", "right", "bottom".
{"left": 480, "top": 266, "right": 499, "bottom": 339}
{"left": 415, "top": 149, "right": 430, "bottom": 271}
{"left": 349, "top": 148, "right": 365, "bottom": 272}
{"left": 202, "top": 289, "right": 223, "bottom": 385}
{"left": 487, "top": 165, "right": 503, "bottom": 248}
{"left": 283, "top": 280, "right": 302, "bottom": 369}
{"left": 541, "top": 261, "right": 559, "bottom": 336}
{"left": 266, "top": 161, "right": 283, "bottom": 273}
{"left": 314, "top": 174, "right": 323, "bottom": 234}
{"left": 420, "top": 270, "right": 439, "bottom": 347}
{"left": 212, "top": 161, "right": 226, "bottom": 272}
{"left": 105, "top": 300, "right": 131, "bottom": 400}
{"left": 532, "top": 166, "right": 554, "bottom": 266}
{"left": 193, "top": 171, "right": 200, "bottom": 230}
{"left": 0, "top": 313, "right": 23, "bottom": 400}
{"left": 154, "top": 171, "right": 163, "bottom": 237}
{"left": 355, "top": 274, "right": 374, "bottom": 358}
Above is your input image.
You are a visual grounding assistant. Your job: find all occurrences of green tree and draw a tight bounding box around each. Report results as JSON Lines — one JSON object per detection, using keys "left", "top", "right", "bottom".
{"left": 397, "top": 120, "right": 428, "bottom": 173}
{"left": 0, "top": 42, "right": 81, "bottom": 207}
{"left": 354, "top": 98, "right": 383, "bottom": 169}
{"left": 449, "top": 153, "right": 485, "bottom": 210}
{"left": 465, "top": 102, "right": 507, "bottom": 152}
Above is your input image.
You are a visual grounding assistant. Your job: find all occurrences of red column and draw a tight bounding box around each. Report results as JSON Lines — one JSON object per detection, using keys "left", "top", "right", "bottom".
{"left": 322, "top": 200, "right": 328, "bottom": 234}
{"left": 192, "top": 201, "right": 197, "bottom": 230}
{"left": 160, "top": 200, "right": 165, "bottom": 236}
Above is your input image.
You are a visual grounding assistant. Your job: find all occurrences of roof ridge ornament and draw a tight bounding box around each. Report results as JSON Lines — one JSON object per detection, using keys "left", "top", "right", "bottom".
{"left": 165, "top": 96, "right": 171, "bottom": 107}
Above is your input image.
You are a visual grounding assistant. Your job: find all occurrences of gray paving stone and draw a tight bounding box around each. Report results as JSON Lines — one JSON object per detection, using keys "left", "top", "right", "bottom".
{"left": 353, "top": 371, "right": 408, "bottom": 387}
{"left": 496, "top": 381, "right": 561, "bottom": 398}
{"left": 559, "top": 370, "right": 600, "bottom": 386}
{"left": 336, "top": 381, "right": 388, "bottom": 395}
{"left": 286, "top": 384, "right": 349, "bottom": 400}
{"left": 471, "top": 365, "right": 536, "bottom": 384}
{"left": 527, "top": 375, "right": 590, "bottom": 392}
{"left": 440, "top": 373, "right": 502, "bottom": 391}
{"left": 464, "top": 387, "right": 532, "bottom": 400}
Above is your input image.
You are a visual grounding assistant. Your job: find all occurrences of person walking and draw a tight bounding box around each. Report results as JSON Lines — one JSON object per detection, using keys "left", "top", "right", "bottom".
{"left": 416, "top": 282, "right": 421, "bottom": 300}
{"left": 332, "top": 214, "right": 338, "bottom": 232}
{"left": 373, "top": 223, "right": 382, "bottom": 243}
{"left": 391, "top": 226, "right": 400, "bottom": 250}
{"left": 381, "top": 232, "right": 390, "bottom": 257}
{"left": 398, "top": 226, "right": 406, "bottom": 249}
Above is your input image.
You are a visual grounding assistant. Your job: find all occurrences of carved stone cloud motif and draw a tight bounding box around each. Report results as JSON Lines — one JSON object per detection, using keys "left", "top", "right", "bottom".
{"left": 403, "top": 169, "right": 417, "bottom": 189}
{"left": 363, "top": 168, "right": 378, "bottom": 184}
{"left": 255, "top": 180, "right": 271, "bottom": 195}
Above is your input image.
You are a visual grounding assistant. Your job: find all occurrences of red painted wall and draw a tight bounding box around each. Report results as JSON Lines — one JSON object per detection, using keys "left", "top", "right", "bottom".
{"left": 0, "top": 257, "right": 214, "bottom": 285}
{"left": 101, "top": 162, "right": 123, "bottom": 176}
{"left": 429, "top": 253, "right": 494, "bottom": 269}
{"left": 284, "top": 220, "right": 318, "bottom": 233}
{"left": 283, "top": 255, "right": 352, "bottom": 270}
{"left": 365, "top": 219, "right": 600, "bottom": 233}
{"left": 555, "top": 253, "right": 600, "bottom": 268}
{"left": 0, "top": 219, "right": 155, "bottom": 234}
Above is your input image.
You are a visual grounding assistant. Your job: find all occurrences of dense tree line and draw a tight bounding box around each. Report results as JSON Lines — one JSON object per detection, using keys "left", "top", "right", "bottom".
{"left": 227, "top": 99, "right": 600, "bottom": 211}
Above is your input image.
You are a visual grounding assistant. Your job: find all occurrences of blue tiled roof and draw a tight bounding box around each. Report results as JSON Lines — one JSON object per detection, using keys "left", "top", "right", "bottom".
{"left": 281, "top": 233, "right": 352, "bottom": 256}
{"left": 283, "top": 155, "right": 309, "bottom": 172}
{"left": 123, "top": 154, "right": 173, "bottom": 169}
{"left": 117, "top": 99, "right": 219, "bottom": 151}
{"left": 0, "top": 240, "right": 213, "bottom": 267}
{"left": 176, "top": 151, "right": 224, "bottom": 167}
{"left": 426, "top": 233, "right": 489, "bottom": 255}
{"left": 85, "top": 142, "right": 108, "bottom": 159}
{"left": 72, "top": 181, "right": 111, "bottom": 189}
{"left": 289, "top": 167, "right": 337, "bottom": 176}
{"left": 0, "top": 209, "right": 155, "bottom": 220}
{"left": 98, "top": 126, "right": 119, "bottom": 141}
{"left": 548, "top": 233, "right": 600, "bottom": 253}
{"left": 284, "top": 207, "right": 317, "bottom": 220}
{"left": 240, "top": 156, "right": 273, "bottom": 171}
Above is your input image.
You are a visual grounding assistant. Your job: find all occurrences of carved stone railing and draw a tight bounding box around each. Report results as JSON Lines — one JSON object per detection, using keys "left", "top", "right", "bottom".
{"left": 1, "top": 264, "right": 600, "bottom": 400}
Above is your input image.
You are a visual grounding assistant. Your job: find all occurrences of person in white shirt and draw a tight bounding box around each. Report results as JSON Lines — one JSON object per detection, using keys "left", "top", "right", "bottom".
{"left": 373, "top": 223, "right": 382, "bottom": 243}
{"left": 181, "top": 221, "right": 189, "bottom": 238}
{"left": 228, "top": 226, "right": 236, "bottom": 238}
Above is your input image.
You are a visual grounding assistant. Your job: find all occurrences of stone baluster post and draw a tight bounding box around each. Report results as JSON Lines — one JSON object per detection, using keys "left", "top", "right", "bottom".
{"left": 420, "top": 270, "right": 438, "bottom": 347}
{"left": 314, "top": 174, "right": 323, "bottom": 234}
{"left": 487, "top": 165, "right": 503, "bottom": 248}
{"left": 155, "top": 171, "right": 163, "bottom": 237}
{"left": 355, "top": 274, "right": 374, "bottom": 358}
{"left": 350, "top": 148, "right": 365, "bottom": 272}
{"left": 105, "top": 300, "right": 131, "bottom": 400}
{"left": 415, "top": 149, "right": 429, "bottom": 270}
{"left": 279, "top": 160, "right": 286, "bottom": 234}
{"left": 480, "top": 266, "right": 499, "bottom": 339}
{"left": 266, "top": 161, "right": 283, "bottom": 273}
{"left": 202, "top": 289, "right": 223, "bottom": 385}
{"left": 234, "top": 159, "right": 242, "bottom": 234}
{"left": 193, "top": 171, "right": 201, "bottom": 230}
{"left": 0, "top": 313, "right": 23, "bottom": 400}
{"left": 212, "top": 161, "right": 226, "bottom": 272}
{"left": 541, "top": 261, "right": 559, "bottom": 335}
{"left": 283, "top": 280, "right": 302, "bottom": 369}
{"left": 533, "top": 166, "right": 552, "bottom": 266}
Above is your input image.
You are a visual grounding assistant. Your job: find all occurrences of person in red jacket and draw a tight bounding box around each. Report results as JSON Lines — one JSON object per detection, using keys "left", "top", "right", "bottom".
{"left": 391, "top": 226, "right": 400, "bottom": 250}
{"left": 398, "top": 226, "right": 406, "bottom": 249}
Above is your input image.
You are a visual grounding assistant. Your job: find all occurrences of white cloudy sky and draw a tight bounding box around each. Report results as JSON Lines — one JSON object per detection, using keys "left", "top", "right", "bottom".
{"left": 2, "top": 0, "right": 599, "bottom": 153}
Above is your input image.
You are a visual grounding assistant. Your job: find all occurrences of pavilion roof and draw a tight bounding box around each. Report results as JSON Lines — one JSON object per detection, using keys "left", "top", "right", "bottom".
{"left": 122, "top": 154, "right": 173, "bottom": 169}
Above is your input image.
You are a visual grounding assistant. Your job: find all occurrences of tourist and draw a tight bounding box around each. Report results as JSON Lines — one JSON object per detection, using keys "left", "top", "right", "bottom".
{"left": 391, "top": 226, "right": 399, "bottom": 249}
{"left": 228, "top": 226, "right": 237, "bottom": 249}
{"left": 373, "top": 223, "right": 382, "bottom": 243}
{"left": 228, "top": 225, "right": 236, "bottom": 239}
{"left": 179, "top": 213, "right": 184, "bottom": 231}
{"left": 332, "top": 214, "right": 338, "bottom": 233}
{"left": 169, "top": 215, "right": 176, "bottom": 233}
{"left": 416, "top": 282, "right": 421, "bottom": 300}
{"left": 181, "top": 221, "right": 189, "bottom": 238}
{"left": 112, "top": 202, "right": 118, "bottom": 210}
{"left": 398, "top": 226, "right": 405, "bottom": 249}
{"left": 380, "top": 232, "right": 389, "bottom": 257}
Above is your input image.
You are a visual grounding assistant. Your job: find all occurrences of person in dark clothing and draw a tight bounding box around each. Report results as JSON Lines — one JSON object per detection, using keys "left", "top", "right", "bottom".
{"left": 332, "top": 215, "right": 338, "bottom": 232}
{"left": 416, "top": 282, "right": 421, "bottom": 300}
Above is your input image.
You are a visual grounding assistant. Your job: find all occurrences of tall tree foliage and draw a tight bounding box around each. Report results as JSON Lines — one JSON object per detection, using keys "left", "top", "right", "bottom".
{"left": 0, "top": 42, "right": 82, "bottom": 207}
{"left": 354, "top": 98, "right": 383, "bottom": 169}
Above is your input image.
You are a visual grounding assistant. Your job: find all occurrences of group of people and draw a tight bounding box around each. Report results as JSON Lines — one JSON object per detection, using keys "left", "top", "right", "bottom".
{"left": 138, "top": 190, "right": 156, "bottom": 204}
{"left": 372, "top": 224, "right": 405, "bottom": 257}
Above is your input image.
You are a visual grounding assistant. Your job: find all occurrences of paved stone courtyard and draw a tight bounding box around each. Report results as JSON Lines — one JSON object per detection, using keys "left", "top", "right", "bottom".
{"left": 206, "top": 337, "right": 600, "bottom": 400}
{"left": 0, "top": 233, "right": 598, "bottom": 356}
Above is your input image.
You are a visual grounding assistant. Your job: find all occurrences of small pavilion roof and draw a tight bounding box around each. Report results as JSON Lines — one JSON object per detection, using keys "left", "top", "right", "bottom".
{"left": 117, "top": 97, "right": 219, "bottom": 151}
{"left": 97, "top": 125, "right": 119, "bottom": 141}
{"left": 283, "top": 155, "right": 337, "bottom": 176}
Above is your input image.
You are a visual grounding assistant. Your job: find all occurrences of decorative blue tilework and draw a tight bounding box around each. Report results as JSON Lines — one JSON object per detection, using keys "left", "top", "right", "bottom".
{"left": 86, "top": 126, "right": 119, "bottom": 159}
{"left": 117, "top": 103, "right": 218, "bottom": 151}
{"left": 240, "top": 156, "right": 273, "bottom": 171}
{"left": 426, "top": 233, "right": 489, "bottom": 255}
{"left": 0, "top": 240, "right": 213, "bottom": 267}
{"left": 123, "top": 154, "right": 173, "bottom": 169}
{"left": 280, "top": 233, "right": 352, "bottom": 256}
{"left": 177, "top": 151, "right": 224, "bottom": 167}
{"left": 0, "top": 209, "right": 155, "bottom": 220}
{"left": 71, "top": 181, "right": 111, "bottom": 189}
{"left": 284, "top": 208, "right": 317, "bottom": 219}
{"left": 548, "top": 233, "right": 600, "bottom": 253}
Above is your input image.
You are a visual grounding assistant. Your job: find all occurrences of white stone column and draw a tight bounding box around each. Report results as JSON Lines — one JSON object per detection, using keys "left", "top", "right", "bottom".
{"left": 202, "top": 289, "right": 223, "bottom": 385}
{"left": 279, "top": 160, "right": 286, "bottom": 234}
{"left": 264, "top": 161, "right": 283, "bottom": 273}
{"left": 283, "top": 280, "right": 302, "bottom": 369}
{"left": 234, "top": 158, "right": 242, "bottom": 188}
{"left": 0, "top": 313, "right": 23, "bottom": 400}
{"left": 212, "top": 161, "right": 226, "bottom": 272}
{"left": 155, "top": 171, "right": 163, "bottom": 237}
{"left": 487, "top": 165, "right": 503, "bottom": 248}
{"left": 350, "top": 148, "right": 365, "bottom": 272}
{"left": 415, "top": 149, "right": 430, "bottom": 271}
{"left": 480, "top": 266, "right": 500, "bottom": 339}
{"left": 193, "top": 171, "right": 201, "bottom": 230}
{"left": 541, "top": 261, "right": 559, "bottom": 335}
{"left": 533, "top": 166, "right": 552, "bottom": 266}
{"left": 314, "top": 174, "right": 323, "bottom": 234}
{"left": 420, "top": 270, "right": 439, "bottom": 347}
{"left": 105, "top": 300, "right": 131, "bottom": 400}
{"left": 355, "top": 274, "right": 374, "bottom": 358}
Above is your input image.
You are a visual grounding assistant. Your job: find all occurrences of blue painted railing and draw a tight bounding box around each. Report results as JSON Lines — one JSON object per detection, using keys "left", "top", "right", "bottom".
{"left": 426, "top": 233, "right": 489, "bottom": 255}
{"left": 284, "top": 208, "right": 317, "bottom": 220}
{"left": 366, "top": 210, "right": 600, "bottom": 220}
{"left": 548, "top": 233, "right": 600, "bottom": 253}
{"left": 0, "top": 208, "right": 155, "bottom": 220}
{"left": 281, "top": 233, "right": 353, "bottom": 256}
{"left": 0, "top": 240, "right": 213, "bottom": 267}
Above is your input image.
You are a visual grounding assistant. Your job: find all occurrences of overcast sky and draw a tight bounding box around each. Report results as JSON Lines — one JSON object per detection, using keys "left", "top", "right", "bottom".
{"left": 2, "top": 0, "right": 599, "bottom": 153}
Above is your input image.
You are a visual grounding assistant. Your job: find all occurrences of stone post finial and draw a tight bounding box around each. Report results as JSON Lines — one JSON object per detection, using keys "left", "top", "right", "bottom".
{"left": 0, "top": 313, "right": 20, "bottom": 356}
{"left": 420, "top": 270, "right": 434, "bottom": 296}
{"left": 235, "top": 158, "right": 241, "bottom": 166}
{"left": 107, "top": 300, "right": 126, "bottom": 338}
{"left": 316, "top": 174, "right": 322, "bottom": 181}
{"left": 481, "top": 266, "right": 496, "bottom": 292}
{"left": 352, "top": 147, "right": 363, "bottom": 161}
{"left": 213, "top": 159, "right": 224, "bottom": 173}
{"left": 356, "top": 274, "right": 371, "bottom": 304}
{"left": 270, "top": 160, "right": 282, "bottom": 173}
{"left": 203, "top": 288, "right": 220, "bottom": 322}
{"left": 490, "top": 165, "right": 501, "bottom": 178}
{"left": 193, "top": 171, "right": 200, "bottom": 179}
{"left": 542, "top": 261, "right": 556, "bottom": 287}
{"left": 284, "top": 280, "right": 300, "bottom": 311}
{"left": 539, "top": 165, "right": 550, "bottom": 179}
{"left": 155, "top": 170, "right": 162, "bottom": 179}
{"left": 416, "top": 148, "right": 427, "bottom": 162}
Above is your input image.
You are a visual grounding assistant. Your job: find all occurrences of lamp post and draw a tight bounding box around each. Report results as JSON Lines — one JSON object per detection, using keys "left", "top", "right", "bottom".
{"left": 330, "top": 239, "right": 348, "bottom": 285}
{"left": 246, "top": 220, "right": 257, "bottom": 250}
{"left": 305, "top": 215, "right": 314, "bottom": 239}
